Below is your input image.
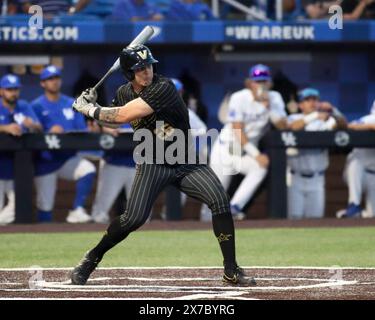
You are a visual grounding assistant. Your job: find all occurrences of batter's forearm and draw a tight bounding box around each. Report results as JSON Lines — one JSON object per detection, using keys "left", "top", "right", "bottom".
{"left": 97, "top": 107, "right": 123, "bottom": 123}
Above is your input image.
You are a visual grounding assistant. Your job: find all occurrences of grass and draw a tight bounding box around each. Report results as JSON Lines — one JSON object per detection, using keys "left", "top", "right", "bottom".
{"left": 0, "top": 227, "right": 375, "bottom": 268}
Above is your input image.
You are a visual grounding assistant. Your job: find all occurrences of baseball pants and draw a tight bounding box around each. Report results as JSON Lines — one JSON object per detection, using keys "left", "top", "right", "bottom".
{"left": 120, "top": 163, "right": 230, "bottom": 232}
{"left": 201, "top": 139, "right": 267, "bottom": 216}
{"left": 0, "top": 180, "right": 14, "bottom": 212}
{"left": 287, "top": 172, "right": 325, "bottom": 219}
{"left": 34, "top": 156, "right": 96, "bottom": 211}
{"left": 364, "top": 171, "right": 375, "bottom": 217}
{"left": 343, "top": 151, "right": 365, "bottom": 205}
{"left": 91, "top": 161, "right": 136, "bottom": 220}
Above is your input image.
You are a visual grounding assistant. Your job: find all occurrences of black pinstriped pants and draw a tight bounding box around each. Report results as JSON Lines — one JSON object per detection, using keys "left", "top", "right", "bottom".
{"left": 120, "top": 163, "right": 231, "bottom": 233}
{"left": 92, "top": 162, "right": 236, "bottom": 266}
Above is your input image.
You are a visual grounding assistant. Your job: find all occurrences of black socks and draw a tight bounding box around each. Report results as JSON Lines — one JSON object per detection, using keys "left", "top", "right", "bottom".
{"left": 211, "top": 211, "right": 237, "bottom": 269}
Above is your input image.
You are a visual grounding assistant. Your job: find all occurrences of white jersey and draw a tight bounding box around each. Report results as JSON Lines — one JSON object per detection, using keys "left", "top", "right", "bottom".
{"left": 219, "top": 88, "right": 286, "bottom": 146}
{"left": 352, "top": 113, "right": 375, "bottom": 170}
{"left": 287, "top": 114, "right": 336, "bottom": 173}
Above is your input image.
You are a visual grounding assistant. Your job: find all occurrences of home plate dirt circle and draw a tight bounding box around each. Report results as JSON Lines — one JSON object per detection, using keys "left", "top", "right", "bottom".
{"left": 1, "top": 267, "right": 375, "bottom": 299}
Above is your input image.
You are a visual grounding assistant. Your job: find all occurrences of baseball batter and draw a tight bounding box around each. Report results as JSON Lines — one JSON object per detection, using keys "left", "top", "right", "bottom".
{"left": 337, "top": 102, "right": 375, "bottom": 218}
{"left": 70, "top": 45, "right": 256, "bottom": 286}
{"left": 287, "top": 88, "right": 339, "bottom": 219}
{"left": 0, "top": 74, "right": 42, "bottom": 224}
{"left": 201, "top": 64, "right": 287, "bottom": 221}
{"left": 31, "top": 65, "right": 96, "bottom": 223}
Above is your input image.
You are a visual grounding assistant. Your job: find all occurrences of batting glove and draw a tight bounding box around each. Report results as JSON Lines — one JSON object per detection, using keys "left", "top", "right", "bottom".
{"left": 72, "top": 93, "right": 97, "bottom": 117}
{"left": 82, "top": 88, "right": 98, "bottom": 104}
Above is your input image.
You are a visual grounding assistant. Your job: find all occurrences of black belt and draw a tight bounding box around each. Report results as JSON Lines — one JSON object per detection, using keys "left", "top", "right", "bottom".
{"left": 365, "top": 169, "right": 375, "bottom": 175}
{"left": 291, "top": 170, "right": 325, "bottom": 178}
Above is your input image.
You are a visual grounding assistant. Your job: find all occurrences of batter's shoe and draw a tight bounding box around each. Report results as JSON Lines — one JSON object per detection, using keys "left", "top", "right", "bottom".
{"left": 71, "top": 251, "right": 101, "bottom": 285}
{"left": 222, "top": 264, "right": 257, "bottom": 286}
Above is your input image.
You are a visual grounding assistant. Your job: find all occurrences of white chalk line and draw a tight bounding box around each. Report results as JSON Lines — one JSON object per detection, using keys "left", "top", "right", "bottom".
{"left": 122, "top": 276, "right": 345, "bottom": 283}
{"left": 0, "top": 268, "right": 368, "bottom": 300}
{"left": 0, "top": 278, "right": 357, "bottom": 292}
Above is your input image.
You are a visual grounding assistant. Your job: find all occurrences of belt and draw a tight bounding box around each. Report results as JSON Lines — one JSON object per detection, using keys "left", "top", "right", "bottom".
{"left": 365, "top": 168, "right": 375, "bottom": 175}
{"left": 290, "top": 170, "right": 325, "bottom": 178}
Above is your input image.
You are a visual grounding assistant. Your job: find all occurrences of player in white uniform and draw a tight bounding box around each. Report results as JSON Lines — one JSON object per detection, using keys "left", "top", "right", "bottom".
{"left": 337, "top": 101, "right": 375, "bottom": 218}
{"left": 201, "top": 64, "right": 287, "bottom": 221}
{"left": 287, "top": 88, "right": 344, "bottom": 219}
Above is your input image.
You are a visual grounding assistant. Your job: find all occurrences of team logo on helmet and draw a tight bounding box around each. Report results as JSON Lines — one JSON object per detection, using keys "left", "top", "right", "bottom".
{"left": 137, "top": 50, "right": 148, "bottom": 60}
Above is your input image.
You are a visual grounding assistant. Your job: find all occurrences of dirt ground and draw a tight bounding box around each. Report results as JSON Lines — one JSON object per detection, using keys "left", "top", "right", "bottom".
{"left": 0, "top": 267, "right": 374, "bottom": 300}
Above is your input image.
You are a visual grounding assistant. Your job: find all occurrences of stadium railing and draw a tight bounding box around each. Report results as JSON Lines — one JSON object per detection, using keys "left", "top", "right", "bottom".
{"left": 1, "top": 130, "right": 375, "bottom": 223}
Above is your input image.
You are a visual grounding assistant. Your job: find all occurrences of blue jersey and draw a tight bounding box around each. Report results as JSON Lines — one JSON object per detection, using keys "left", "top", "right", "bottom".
{"left": 104, "top": 124, "right": 135, "bottom": 167}
{"left": 31, "top": 94, "right": 87, "bottom": 176}
{"left": 0, "top": 99, "right": 40, "bottom": 180}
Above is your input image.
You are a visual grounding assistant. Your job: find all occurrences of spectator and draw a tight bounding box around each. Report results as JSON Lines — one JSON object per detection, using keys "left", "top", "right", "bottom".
{"left": 0, "top": 74, "right": 42, "bottom": 225}
{"left": 303, "top": 0, "right": 337, "bottom": 19}
{"left": 341, "top": 0, "right": 375, "bottom": 20}
{"left": 167, "top": 0, "right": 215, "bottom": 21}
{"left": 31, "top": 65, "right": 96, "bottom": 223}
{"left": 1, "top": 0, "right": 21, "bottom": 15}
{"left": 303, "top": 0, "right": 375, "bottom": 19}
{"left": 19, "top": 0, "right": 91, "bottom": 16}
{"left": 111, "top": 0, "right": 163, "bottom": 21}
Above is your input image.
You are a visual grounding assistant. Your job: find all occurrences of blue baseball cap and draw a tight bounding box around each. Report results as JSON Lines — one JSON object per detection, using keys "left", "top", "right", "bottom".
{"left": 298, "top": 88, "right": 320, "bottom": 101}
{"left": 249, "top": 64, "right": 271, "bottom": 81}
{"left": 40, "top": 65, "right": 61, "bottom": 81}
{"left": 171, "top": 78, "right": 183, "bottom": 92}
{"left": 0, "top": 74, "right": 21, "bottom": 89}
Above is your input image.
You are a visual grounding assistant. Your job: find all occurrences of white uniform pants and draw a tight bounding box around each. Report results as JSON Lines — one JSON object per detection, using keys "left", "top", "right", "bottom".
{"left": 343, "top": 151, "right": 364, "bottom": 205}
{"left": 91, "top": 162, "right": 136, "bottom": 219}
{"left": 364, "top": 171, "right": 375, "bottom": 217}
{"left": 34, "top": 156, "right": 96, "bottom": 211}
{"left": 208, "top": 140, "right": 267, "bottom": 210}
{"left": 288, "top": 172, "right": 325, "bottom": 219}
{"left": 0, "top": 180, "right": 15, "bottom": 213}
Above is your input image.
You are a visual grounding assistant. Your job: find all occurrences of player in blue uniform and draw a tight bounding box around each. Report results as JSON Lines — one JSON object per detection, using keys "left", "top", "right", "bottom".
{"left": 0, "top": 74, "right": 42, "bottom": 224}
{"left": 31, "top": 65, "right": 96, "bottom": 223}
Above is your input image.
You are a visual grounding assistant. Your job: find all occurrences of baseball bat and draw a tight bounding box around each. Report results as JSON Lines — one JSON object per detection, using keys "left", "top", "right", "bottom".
{"left": 92, "top": 25, "right": 155, "bottom": 91}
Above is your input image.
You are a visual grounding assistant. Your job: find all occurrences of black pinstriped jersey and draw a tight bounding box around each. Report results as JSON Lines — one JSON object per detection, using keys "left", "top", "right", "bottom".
{"left": 111, "top": 74, "right": 196, "bottom": 164}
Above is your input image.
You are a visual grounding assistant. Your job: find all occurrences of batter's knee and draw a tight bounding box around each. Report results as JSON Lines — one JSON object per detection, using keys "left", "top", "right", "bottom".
{"left": 206, "top": 189, "right": 231, "bottom": 216}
